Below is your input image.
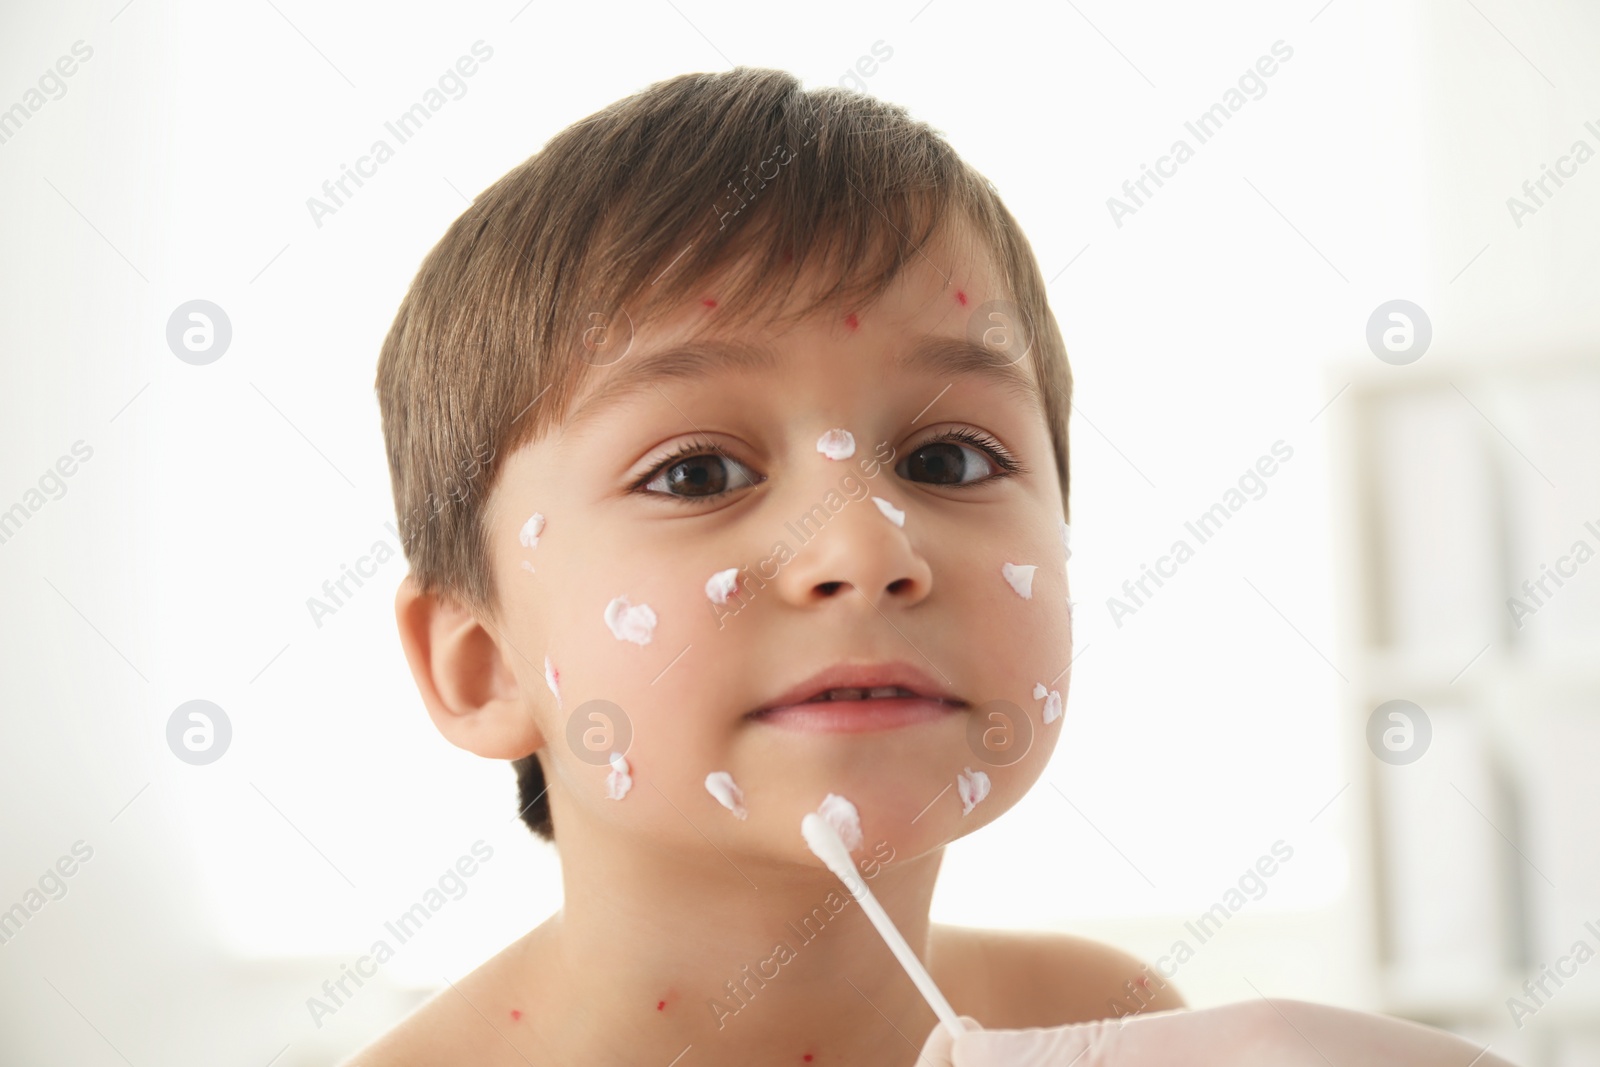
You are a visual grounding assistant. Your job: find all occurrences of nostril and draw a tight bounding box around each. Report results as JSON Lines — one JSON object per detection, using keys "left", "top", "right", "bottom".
{"left": 887, "top": 578, "right": 912, "bottom": 594}
{"left": 816, "top": 581, "right": 844, "bottom": 596}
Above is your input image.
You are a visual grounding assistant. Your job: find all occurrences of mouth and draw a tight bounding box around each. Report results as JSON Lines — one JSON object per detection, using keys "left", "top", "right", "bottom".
{"left": 745, "top": 662, "right": 968, "bottom": 734}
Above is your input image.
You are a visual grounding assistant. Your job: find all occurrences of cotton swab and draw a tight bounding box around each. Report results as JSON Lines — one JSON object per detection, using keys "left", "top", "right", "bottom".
{"left": 800, "top": 812, "right": 967, "bottom": 1040}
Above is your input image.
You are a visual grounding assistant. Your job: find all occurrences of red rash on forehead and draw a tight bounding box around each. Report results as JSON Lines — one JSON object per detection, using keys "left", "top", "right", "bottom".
{"left": 702, "top": 297, "right": 718, "bottom": 308}
{"left": 955, "top": 289, "right": 968, "bottom": 306}
{"left": 803, "top": 1055, "right": 814, "bottom": 1062}
{"left": 510, "top": 1008, "right": 522, "bottom": 1021}
{"left": 844, "top": 312, "right": 859, "bottom": 330}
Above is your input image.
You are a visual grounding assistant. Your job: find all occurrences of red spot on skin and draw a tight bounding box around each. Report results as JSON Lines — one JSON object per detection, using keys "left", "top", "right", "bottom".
{"left": 955, "top": 289, "right": 969, "bottom": 306}
{"left": 510, "top": 1009, "right": 522, "bottom": 1021}
{"left": 657, "top": 1000, "right": 666, "bottom": 1011}
{"left": 1135, "top": 975, "right": 1150, "bottom": 988}
{"left": 702, "top": 298, "right": 718, "bottom": 308}
{"left": 844, "top": 312, "right": 859, "bottom": 330}
{"left": 804, "top": 1056, "right": 814, "bottom": 1062}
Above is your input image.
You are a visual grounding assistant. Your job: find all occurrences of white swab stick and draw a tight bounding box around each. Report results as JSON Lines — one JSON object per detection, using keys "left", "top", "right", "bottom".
{"left": 801, "top": 813, "right": 967, "bottom": 1039}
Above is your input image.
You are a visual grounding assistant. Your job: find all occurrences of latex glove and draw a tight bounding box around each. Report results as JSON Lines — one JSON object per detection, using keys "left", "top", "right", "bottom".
{"left": 916, "top": 1000, "right": 1521, "bottom": 1067}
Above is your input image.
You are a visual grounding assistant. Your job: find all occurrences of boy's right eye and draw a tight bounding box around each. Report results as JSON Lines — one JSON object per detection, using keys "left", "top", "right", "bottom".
{"left": 635, "top": 445, "right": 762, "bottom": 501}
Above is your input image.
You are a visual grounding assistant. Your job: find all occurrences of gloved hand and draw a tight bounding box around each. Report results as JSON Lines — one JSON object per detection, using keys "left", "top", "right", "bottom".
{"left": 917, "top": 1000, "right": 1521, "bottom": 1067}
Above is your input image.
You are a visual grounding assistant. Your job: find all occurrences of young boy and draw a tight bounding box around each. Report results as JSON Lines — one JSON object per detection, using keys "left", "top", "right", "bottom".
{"left": 351, "top": 67, "right": 1183, "bottom": 1065}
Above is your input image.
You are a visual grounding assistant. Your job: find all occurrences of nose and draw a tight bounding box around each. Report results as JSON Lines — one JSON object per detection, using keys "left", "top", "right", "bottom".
{"left": 772, "top": 484, "right": 933, "bottom": 612}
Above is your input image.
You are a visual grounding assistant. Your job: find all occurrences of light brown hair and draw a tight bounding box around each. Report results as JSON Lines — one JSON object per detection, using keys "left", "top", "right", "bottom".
{"left": 375, "top": 67, "right": 1073, "bottom": 843}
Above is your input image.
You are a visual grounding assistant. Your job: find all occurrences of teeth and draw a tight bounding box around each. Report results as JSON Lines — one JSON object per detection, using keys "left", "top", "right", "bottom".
{"left": 805, "top": 686, "right": 916, "bottom": 702}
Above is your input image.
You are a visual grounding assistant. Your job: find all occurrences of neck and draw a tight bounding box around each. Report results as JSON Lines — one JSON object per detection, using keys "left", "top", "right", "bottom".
{"left": 516, "top": 820, "right": 947, "bottom": 1065}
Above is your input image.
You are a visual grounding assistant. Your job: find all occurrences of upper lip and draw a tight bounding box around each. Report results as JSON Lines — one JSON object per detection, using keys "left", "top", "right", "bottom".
{"left": 747, "top": 661, "right": 967, "bottom": 717}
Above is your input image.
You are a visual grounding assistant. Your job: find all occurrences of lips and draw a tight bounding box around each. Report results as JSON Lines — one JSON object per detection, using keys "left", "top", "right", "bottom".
{"left": 747, "top": 661, "right": 967, "bottom": 718}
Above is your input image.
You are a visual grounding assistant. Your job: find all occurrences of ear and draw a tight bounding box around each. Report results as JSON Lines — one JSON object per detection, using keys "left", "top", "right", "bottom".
{"left": 393, "top": 573, "right": 544, "bottom": 759}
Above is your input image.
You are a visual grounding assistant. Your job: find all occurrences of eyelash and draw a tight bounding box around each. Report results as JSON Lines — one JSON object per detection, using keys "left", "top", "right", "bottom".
{"left": 630, "top": 428, "right": 1026, "bottom": 503}
{"left": 930, "top": 427, "right": 1028, "bottom": 480}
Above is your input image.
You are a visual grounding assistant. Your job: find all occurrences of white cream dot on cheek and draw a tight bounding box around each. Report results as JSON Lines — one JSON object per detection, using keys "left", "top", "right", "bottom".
{"left": 1043, "top": 690, "right": 1063, "bottom": 724}
{"left": 520, "top": 513, "right": 545, "bottom": 548}
{"left": 705, "top": 568, "right": 739, "bottom": 606}
{"left": 544, "top": 655, "right": 561, "bottom": 710}
{"left": 606, "top": 752, "right": 632, "bottom": 800}
{"left": 604, "top": 595, "right": 657, "bottom": 645}
{"left": 872, "top": 496, "right": 905, "bottom": 527}
{"left": 816, "top": 428, "right": 856, "bottom": 460}
{"left": 816, "top": 793, "right": 862, "bottom": 851}
{"left": 704, "top": 771, "right": 748, "bottom": 819}
{"left": 1032, "top": 682, "right": 1047, "bottom": 700}
{"left": 1001, "top": 562, "right": 1038, "bottom": 599}
{"left": 957, "top": 767, "right": 991, "bottom": 815}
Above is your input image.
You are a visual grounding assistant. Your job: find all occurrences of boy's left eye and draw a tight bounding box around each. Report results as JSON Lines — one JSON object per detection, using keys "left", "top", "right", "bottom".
{"left": 898, "top": 427, "right": 1023, "bottom": 487}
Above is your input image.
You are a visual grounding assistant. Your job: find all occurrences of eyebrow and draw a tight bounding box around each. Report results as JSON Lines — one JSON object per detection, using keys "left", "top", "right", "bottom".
{"left": 564, "top": 333, "right": 1042, "bottom": 430}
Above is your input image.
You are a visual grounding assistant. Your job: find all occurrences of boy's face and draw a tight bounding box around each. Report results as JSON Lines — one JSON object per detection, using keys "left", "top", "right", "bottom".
{"left": 483, "top": 220, "right": 1071, "bottom": 867}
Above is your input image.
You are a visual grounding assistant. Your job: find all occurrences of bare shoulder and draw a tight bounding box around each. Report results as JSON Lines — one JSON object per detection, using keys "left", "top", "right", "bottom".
{"left": 335, "top": 942, "right": 543, "bottom": 1067}
{"left": 930, "top": 923, "right": 1186, "bottom": 1029}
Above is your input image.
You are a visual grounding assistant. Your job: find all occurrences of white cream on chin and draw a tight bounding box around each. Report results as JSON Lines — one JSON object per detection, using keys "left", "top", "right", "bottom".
{"left": 544, "top": 655, "right": 561, "bottom": 709}
{"left": 705, "top": 568, "right": 739, "bottom": 605}
{"left": 1002, "top": 562, "right": 1038, "bottom": 599}
{"left": 816, "top": 793, "right": 863, "bottom": 851}
{"left": 957, "top": 767, "right": 991, "bottom": 815}
{"left": 872, "top": 496, "right": 905, "bottom": 527}
{"left": 604, "top": 595, "right": 657, "bottom": 644}
{"left": 816, "top": 428, "right": 856, "bottom": 460}
{"left": 606, "top": 752, "right": 632, "bottom": 800}
{"left": 704, "top": 771, "right": 748, "bottom": 819}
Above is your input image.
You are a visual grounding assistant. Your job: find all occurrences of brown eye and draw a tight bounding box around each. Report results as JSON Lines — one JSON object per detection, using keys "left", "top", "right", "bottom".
{"left": 640, "top": 451, "right": 760, "bottom": 499}
{"left": 902, "top": 441, "right": 998, "bottom": 486}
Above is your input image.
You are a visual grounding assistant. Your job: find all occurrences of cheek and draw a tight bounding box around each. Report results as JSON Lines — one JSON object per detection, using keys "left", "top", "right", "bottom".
{"left": 935, "top": 530, "right": 1074, "bottom": 683}
{"left": 538, "top": 555, "right": 736, "bottom": 798}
